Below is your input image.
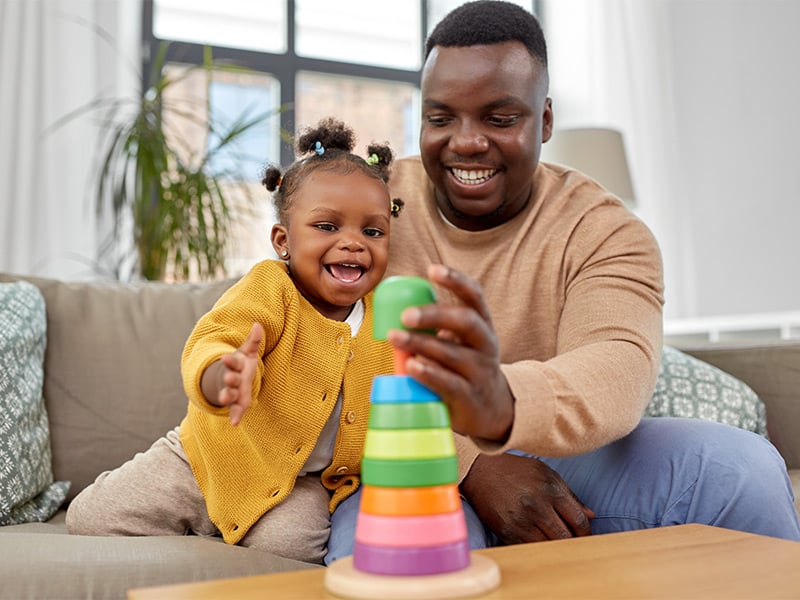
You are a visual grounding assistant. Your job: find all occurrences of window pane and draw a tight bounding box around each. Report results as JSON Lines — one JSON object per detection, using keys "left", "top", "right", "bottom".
{"left": 154, "top": 0, "right": 286, "bottom": 53}
{"left": 160, "top": 64, "right": 282, "bottom": 276}
{"left": 295, "top": 71, "right": 420, "bottom": 160}
{"left": 207, "top": 71, "right": 282, "bottom": 181}
{"left": 162, "top": 65, "right": 280, "bottom": 181}
{"left": 295, "top": 1, "right": 421, "bottom": 70}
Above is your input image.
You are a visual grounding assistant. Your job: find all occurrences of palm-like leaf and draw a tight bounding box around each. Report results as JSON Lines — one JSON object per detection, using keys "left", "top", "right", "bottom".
{"left": 90, "top": 42, "right": 277, "bottom": 281}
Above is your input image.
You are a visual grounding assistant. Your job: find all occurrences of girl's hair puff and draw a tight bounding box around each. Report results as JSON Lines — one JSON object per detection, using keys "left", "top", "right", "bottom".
{"left": 262, "top": 117, "right": 399, "bottom": 222}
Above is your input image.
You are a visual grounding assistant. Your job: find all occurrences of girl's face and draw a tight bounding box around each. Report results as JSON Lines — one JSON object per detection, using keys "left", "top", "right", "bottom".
{"left": 271, "top": 169, "right": 391, "bottom": 321}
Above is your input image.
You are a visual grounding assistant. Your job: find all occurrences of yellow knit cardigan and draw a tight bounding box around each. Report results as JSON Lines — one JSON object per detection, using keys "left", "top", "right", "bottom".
{"left": 180, "top": 260, "right": 394, "bottom": 544}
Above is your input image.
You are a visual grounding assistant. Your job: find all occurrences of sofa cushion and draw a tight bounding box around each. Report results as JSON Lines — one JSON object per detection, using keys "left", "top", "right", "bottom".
{"left": 646, "top": 345, "right": 767, "bottom": 436}
{"left": 0, "top": 273, "right": 234, "bottom": 501}
{"left": 0, "top": 530, "right": 318, "bottom": 600}
{"left": 0, "top": 281, "right": 69, "bottom": 524}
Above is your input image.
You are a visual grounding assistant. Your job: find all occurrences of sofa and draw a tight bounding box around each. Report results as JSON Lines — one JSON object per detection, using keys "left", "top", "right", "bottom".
{"left": 0, "top": 272, "right": 798, "bottom": 600}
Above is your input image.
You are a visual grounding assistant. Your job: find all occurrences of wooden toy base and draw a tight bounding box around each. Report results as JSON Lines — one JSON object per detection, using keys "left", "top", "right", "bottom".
{"left": 324, "top": 553, "right": 501, "bottom": 599}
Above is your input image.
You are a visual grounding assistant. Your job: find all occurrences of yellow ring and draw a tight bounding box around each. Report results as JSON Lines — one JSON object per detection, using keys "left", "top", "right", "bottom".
{"left": 363, "top": 428, "right": 455, "bottom": 459}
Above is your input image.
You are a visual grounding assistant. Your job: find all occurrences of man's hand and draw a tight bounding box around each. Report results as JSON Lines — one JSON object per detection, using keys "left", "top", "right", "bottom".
{"left": 385, "top": 264, "right": 593, "bottom": 542}
{"left": 386, "top": 264, "right": 514, "bottom": 441}
{"left": 202, "top": 322, "right": 264, "bottom": 426}
{"left": 461, "top": 453, "right": 595, "bottom": 543}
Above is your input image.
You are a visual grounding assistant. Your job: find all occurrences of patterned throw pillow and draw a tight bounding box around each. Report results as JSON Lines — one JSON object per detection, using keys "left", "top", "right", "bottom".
{"left": 0, "top": 281, "right": 70, "bottom": 525}
{"left": 646, "top": 345, "right": 768, "bottom": 436}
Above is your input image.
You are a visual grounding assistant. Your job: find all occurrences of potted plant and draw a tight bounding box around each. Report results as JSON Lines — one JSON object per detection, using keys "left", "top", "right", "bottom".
{"left": 61, "top": 43, "right": 278, "bottom": 281}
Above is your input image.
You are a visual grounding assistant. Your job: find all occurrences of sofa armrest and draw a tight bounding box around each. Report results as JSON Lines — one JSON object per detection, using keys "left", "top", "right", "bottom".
{"left": 678, "top": 342, "right": 800, "bottom": 469}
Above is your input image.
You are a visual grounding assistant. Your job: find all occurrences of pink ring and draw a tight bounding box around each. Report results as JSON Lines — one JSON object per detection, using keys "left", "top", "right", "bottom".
{"left": 355, "top": 510, "right": 467, "bottom": 547}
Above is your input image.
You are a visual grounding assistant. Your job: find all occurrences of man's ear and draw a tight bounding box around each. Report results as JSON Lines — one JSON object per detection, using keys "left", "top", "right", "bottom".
{"left": 541, "top": 97, "right": 554, "bottom": 143}
{"left": 271, "top": 223, "right": 289, "bottom": 258}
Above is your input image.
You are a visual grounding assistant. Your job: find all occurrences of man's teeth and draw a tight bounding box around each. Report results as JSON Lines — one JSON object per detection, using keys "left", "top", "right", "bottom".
{"left": 452, "top": 168, "right": 495, "bottom": 185}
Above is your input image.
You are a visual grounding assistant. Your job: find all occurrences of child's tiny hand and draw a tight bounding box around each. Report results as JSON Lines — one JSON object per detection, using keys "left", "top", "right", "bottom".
{"left": 218, "top": 322, "right": 265, "bottom": 426}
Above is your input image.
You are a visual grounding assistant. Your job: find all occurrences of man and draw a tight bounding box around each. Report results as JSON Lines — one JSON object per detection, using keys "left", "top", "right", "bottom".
{"left": 326, "top": 1, "right": 800, "bottom": 561}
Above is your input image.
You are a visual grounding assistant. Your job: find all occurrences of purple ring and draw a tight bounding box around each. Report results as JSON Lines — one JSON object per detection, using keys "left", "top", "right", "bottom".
{"left": 352, "top": 539, "right": 470, "bottom": 576}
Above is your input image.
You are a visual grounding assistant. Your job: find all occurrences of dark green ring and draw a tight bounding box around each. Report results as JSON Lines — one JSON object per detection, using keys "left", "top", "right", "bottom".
{"left": 361, "top": 456, "right": 458, "bottom": 487}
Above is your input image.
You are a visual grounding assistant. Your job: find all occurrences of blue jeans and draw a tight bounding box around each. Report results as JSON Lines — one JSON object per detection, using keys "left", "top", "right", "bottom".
{"left": 326, "top": 417, "right": 800, "bottom": 564}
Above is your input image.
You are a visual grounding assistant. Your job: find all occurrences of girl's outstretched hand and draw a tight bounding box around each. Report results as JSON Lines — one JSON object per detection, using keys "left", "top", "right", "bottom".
{"left": 208, "top": 322, "right": 264, "bottom": 426}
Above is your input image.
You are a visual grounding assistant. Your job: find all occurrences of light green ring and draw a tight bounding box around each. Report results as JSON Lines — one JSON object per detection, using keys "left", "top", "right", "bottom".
{"left": 363, "top": 428, "right": 455, "bottom": 459}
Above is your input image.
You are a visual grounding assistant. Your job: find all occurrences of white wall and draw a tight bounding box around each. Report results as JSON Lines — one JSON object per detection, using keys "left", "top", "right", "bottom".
{"left": 545, "top": 0, "right": 800, "bottom": 320}
{"left": 667, "top": 0, "right": 800, "bottom": 317}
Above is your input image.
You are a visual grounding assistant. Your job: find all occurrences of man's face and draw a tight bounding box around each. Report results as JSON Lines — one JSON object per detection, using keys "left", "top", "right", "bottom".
{"left": 420, "top": 41, "right": 552, "bottom": 231}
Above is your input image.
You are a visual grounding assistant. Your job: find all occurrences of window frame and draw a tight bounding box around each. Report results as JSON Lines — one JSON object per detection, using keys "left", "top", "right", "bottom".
{"left": 141, "top": 0, "right": 428, "bottom": 167}
{"left": 141, "top": 0, "right": 542, "bottom": 166}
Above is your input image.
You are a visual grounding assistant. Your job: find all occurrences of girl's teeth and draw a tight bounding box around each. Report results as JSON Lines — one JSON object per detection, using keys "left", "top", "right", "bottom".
{"left": 329, "top": 264, "right": 363, "bottom": 282}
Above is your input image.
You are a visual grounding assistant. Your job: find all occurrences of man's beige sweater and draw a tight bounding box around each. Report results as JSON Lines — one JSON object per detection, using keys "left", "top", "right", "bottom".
{"left": 386, "top": 157, "right": 665, "bottom": 481}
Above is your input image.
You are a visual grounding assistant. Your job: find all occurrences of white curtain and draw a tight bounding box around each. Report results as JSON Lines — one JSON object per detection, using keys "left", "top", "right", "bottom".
{"left": 0, "top": 0, "right": 140, "bottom": 280}
{"left": 544, "top": 0, "right": 695, "bottom": 318}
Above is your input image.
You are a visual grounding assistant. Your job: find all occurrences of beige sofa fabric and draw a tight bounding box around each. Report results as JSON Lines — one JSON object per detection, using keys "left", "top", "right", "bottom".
{"left": 0, "top": 528, "right": 317, "bottom": 600}
{"left": 0, "top": 273, "right": 234, "bottom": 500}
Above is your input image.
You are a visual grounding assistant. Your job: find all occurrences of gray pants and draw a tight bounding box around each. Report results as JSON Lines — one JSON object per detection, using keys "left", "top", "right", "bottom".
{"left": 66, "top": 427, "right": 331, "bottom": 564}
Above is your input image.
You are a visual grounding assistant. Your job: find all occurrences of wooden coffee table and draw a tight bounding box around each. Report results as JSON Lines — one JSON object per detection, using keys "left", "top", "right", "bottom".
{"left": 128, "top": 524, "right": 800, "bottom": 599}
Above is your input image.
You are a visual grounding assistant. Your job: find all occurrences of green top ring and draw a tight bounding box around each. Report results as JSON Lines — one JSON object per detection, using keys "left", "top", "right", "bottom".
{"left": 372, "top": 276, "right": 436, "bottom": 340}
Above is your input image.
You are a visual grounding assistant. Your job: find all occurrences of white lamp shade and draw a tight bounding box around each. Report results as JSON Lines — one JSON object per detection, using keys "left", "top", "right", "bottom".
{"left": 541, "top": 127, "right": 635, "bottom": 207}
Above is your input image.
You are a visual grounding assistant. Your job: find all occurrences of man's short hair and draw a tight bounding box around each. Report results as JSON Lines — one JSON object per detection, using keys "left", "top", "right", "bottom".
{"left": 425, "top": 0, "right": 547, "bottom": 68}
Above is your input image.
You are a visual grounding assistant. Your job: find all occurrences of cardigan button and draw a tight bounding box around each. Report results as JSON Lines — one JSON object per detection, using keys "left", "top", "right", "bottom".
{"left": 335, "top": 466, "right": 349, "bottom": 474}
{"left": 345, "top": 410, "right": 356, "bottom": 424}
{"left": 337, "top": 336, "right": 343, "bottom": 344}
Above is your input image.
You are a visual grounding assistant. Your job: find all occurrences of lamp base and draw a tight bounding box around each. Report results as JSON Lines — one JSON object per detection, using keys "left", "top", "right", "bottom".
{"left": 324, "top": 553, "right": 501, "bottom": 599}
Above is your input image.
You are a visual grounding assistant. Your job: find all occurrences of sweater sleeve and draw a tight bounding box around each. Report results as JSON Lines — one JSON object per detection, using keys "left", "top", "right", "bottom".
{"left": 181, "top": 261, "right": 290, "bottom": 414}
{"left": 474, "top": 209, "right": 664, "bottom": 458}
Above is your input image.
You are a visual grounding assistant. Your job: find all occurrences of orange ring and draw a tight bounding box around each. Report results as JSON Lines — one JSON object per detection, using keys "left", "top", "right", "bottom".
{"left": 360, "top": 484, "right": 461, "bottom": 516}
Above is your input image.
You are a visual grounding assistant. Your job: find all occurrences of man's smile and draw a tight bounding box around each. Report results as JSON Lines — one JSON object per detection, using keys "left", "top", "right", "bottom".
{"left": 451, "top": 168, "right": 497, "bottom": 185}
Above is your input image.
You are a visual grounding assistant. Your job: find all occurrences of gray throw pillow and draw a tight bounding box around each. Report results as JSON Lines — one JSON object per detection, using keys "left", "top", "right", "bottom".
{"left": 646, "top": 345, "right": 768, "bottom": 436}
{"left": 0, "top": 281, "right": 69, "bottom": 524}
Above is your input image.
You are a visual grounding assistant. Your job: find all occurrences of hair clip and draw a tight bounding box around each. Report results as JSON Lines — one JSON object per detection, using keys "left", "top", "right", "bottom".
{"left": 276, "top": 175, "right": 283, "bottom": 188}
{"left": 390, "top": 198, "right": 404, "bottom": 217}
{"left": 366, "top": 153, "right": 380, "bottom": 166}
{"left": 314, "top": 141, "right": 325, "bottom": 156}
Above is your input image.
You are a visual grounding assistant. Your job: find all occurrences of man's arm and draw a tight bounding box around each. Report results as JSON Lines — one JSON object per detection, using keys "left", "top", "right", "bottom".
{"left": 387, "top": 264, "right": 595, "bottom": 543}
